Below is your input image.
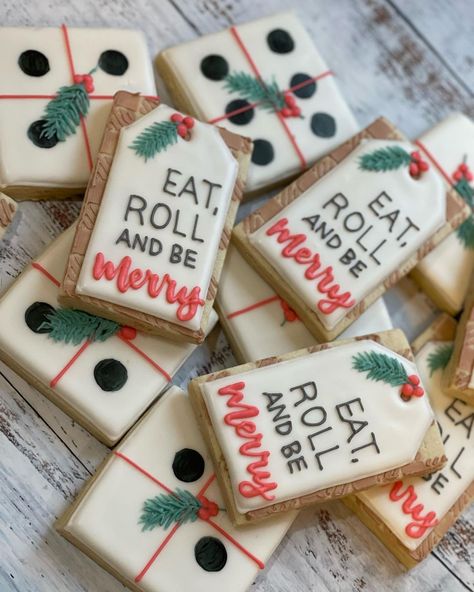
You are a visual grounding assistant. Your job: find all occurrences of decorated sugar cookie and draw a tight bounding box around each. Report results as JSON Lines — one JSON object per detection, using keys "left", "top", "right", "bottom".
{"left": 443, "top": 273, "right": 474, "bottom": 404}
{"left": 346, "top": 315, "right": 473, "bottom": 567}
{"left": 59, "top": 92, "right": 251, "bottom": 343}
{"left": 233, "top": 118, "right": 470, "bottom": 342}
{"left": 156, "top": 11, "right": 358, "bottom": 196}
{"left": 0, "top": 193, "right": 17, "bottom": 239}
{"left": 411, "top": 113, "right": 474, "bottom": 314}
{"left": 216, "top": 244, "right": 393, "bottom": 362}
{"left": 58, "top": 387, "right": 296, "bottom": 591}
{"left": 0, "top": 26, "right": 156, "bottom": 199}
{"left": 0, "top": 226, "right": 217, "bottom": 446}
{"left": 189, "top": 329, "right": 446, "bottom": 525}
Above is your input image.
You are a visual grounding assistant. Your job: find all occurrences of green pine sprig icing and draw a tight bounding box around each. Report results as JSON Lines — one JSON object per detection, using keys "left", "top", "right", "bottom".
{"left": 129, "top": 121, "right": 179, "bottom": 161}
{"left": 224, "top": 71, "right": 285, "bottom": 111}
{"left": 352, "top": 350, "right": 408, "bottom": 386}
{"left": 139, "top": 489, "right": 201, "bottom": 531}
{"left": 454, "top": 178, "right": 474, "bottom": 250}
{"left": 40, "top": 308, "right": 120, "bottom": 345}
{"left": 359, "top": 146, "right": 412, "bottom": 172}
{"left": 427, "top": 344, "right": 453, "bottom": 376}
{"left": 41, "top": 83, "right": 90, "bottom": 141}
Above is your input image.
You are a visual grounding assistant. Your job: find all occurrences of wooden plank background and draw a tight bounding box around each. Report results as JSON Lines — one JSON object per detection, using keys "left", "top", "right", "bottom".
{"left": 0, "top": 1, "right": 473, "bottom": 591}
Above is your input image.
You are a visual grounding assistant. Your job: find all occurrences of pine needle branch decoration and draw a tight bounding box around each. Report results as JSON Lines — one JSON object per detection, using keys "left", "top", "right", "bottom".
{"left": 129, "top": 121, "right": 179, "bottom": 161}
{"left": 40, "top": 308, "right": 120, "bottom": 345}
{"left": 454, "top": 177, "right": 474, "bottom": 208}
{"left": 224, "top": 71, "right": 285, "bottom": 111}
{"left": 456, "top": 216, "right": 474, "bottom": 250}
{"left": 359, "top": 146, "right": 413, "bottom": 172}
{"left": 139, "top": 489, "right": 201, "bottom": 531}
{"left": 352, "top": 351, "right": 408, "bottom": 386}
{"left": 427, "top": 344, "right": 453, "bottom": 376}
{"left": 41, "top": 83, "right": 90, "bottom": 141}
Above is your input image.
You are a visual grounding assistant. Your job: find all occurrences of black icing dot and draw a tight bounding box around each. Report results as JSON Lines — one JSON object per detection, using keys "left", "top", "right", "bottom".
{"left": 200, "top": 54, "right": 229, "bottom": 81}
{"left": 18, "top": 50, "right": 50, "bottom": 77}
{"left": 194, "top": 537, "right": 227, "bottom": 572}
{"left": 172, "top": 448, "right": 205, "bottom": 482}
{"left": 25, "top": 302, "right": 55, "bottom": 333}
{"left": 94, "top": 359, "right": 128, "bottom": 391}
{"left": 98, "top": 50, "right": 129, "bottom": 76}
{"left": 310, "top": 112, "right": 336, "bottom": 138}
{"left": 290, "top": 73, "right": 316, "bottom": 99}
{"left": 267, "top": 29, "right": 294, "bottom": 54}
{"left": 252, "top": 139, "right": 274, "bottom": 166}
{"left": 225, "top": 99, "right": 254, "bottom": 125}
{"left": 27, "top": 120, "right": 59, "bottom": 149}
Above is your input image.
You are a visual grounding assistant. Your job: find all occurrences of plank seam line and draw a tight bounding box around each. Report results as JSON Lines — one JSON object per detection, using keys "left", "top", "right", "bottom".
{"left": 432, "top": 548, "right": 473, "bottom": 591}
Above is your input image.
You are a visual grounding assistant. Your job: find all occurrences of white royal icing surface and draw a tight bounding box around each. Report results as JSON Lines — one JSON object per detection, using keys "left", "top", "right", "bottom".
{"left": 358, "top": 341, "right": 474, "bottom": 551}
{"left": 201, "top": 339, "right": 433, "bottom": 513}
{"left": 217, "top": 244, "right": 393, "bottom": 361}
{"left": 249, "top": 139, "right": 446, "bottom": 331}
{"left": 0, "top": 27, "right": 155, "bottom": 189}
{"left": 414, "top": 113, "right": 474, "bottom": 312}
{"left": 0, "top": 227, "right": 216, "bottom": 444}
{"left": 64, "top": 387, "right": 296, "bottom": 592}
{"left": 76, "top": 103, "right": 238, "bottom": 331}
{"left": 160, "top": 11, "right": 358, "bottom": 193}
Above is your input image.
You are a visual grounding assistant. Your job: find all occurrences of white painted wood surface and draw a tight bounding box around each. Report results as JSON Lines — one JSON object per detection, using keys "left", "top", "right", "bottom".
{"left": 0, "top": 1, "right": 473, "bottom": 591}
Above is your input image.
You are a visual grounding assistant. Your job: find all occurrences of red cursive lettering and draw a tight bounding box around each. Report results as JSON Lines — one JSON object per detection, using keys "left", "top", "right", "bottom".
{"left": 265, "top": 218, "right": 355, "bottom": 315}
{"left": 92, "top": 252, "right": 205, "bottom": 322}
{"left": 389, "top": 481, "right": 438, "bottom": 538}
{"left": 218, "top": 382, "right": 277, "bottom": 501}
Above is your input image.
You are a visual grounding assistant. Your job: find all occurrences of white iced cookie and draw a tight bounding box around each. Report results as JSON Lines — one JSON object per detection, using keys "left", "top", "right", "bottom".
{"left": 157, "top": 11, "right": 358, "bottom": 195}
{"left": 356, "top": 333, "right": 473, "bottom": 564}
{"left": 412, "top": 113, "right": 474, "bottom": 314}
{"left": 0, "top": 26, "right": 156, "bottom": 198}
{"left": 0, "top": 226, "right": 216, "bottom": 446}
{"left": 190, "top": 331, "right": 446, "bottom": 524}
{"left": 58, "top": 387, "right": 296, "bottom": 592}
{"left": 216, "top": 244, "right": 393, "bottom": 362}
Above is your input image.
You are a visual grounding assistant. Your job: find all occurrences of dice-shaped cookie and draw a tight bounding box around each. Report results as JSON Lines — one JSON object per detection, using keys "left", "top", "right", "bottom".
{"left": 0, "top": 226, "right": 215, "bottom": 445}
{"left": 58, "top": 387, "right": 296, "bottom": 592}
{"left": 157, "top": 12, "right": 358, "bottom": 195}
{"left": 0, "top": 26, "right": 156, "bottom": 199}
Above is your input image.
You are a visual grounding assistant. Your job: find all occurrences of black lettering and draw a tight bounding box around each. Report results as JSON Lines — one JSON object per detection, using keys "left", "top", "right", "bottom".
{"left": 150, "top": 203, "right": 172, "bottom": 230}
{"left": 322, "top": 193, "right": 348, "bottom": 219}
{"left": 315, "top": 444, "right": 340, "bottom": 470}
{"left": 287, "top": 456, "right": 308, "bottom": 474}
{"left": 343, "top": 211, "right": 365, "bottom": 232}
{"left": 301, "top": 406, "right": 327, "bottom": 427}
{"left": 184, "top": 249, "right": 197, "bottom": 269}
{"left": 336, "top": 398, "right": 368, "bottom": 443}
{"left": 162, "top": 168, "right": 181, "bottom": 196}
{"left": 115, "top": 228, "right": 131, "bottom": 248}
{"left": 178, "top": 175, "right": 198, "bottom": 204}
{"left": 281, "top": 440, "right": 302, "bottom": 459}
{"left": 291, "top": 381, "right": 318, "bottom": 407}
{"left": 431, "top": 473, "right": 449, "bottom": 495}
{"left": 368, "top": 191, "right": 392, "bottom": 217}
{"left": 124, "top": 194, "right": 146, "bottom": 225}
{"left": 202, "top": 179, "right": 222, "bottom": 209}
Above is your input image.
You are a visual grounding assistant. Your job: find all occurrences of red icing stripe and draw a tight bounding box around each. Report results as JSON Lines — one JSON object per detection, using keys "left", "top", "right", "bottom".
{"left": 50, "top": 339, "right": 92, "bottom": 387}
{"left": 414, "top": 140, "right": 452, "bottom": 186}
{"left": 114, "top": 451, "right": 174, "bottom": 494}
{"left": 226, "top": 295, "right": 280, "bottom": 319}
{"left": 117, "top": 333, "right": 172, "bottom": 382}
{"left": 31, "top": 262, "right": 60, "bottom": 287}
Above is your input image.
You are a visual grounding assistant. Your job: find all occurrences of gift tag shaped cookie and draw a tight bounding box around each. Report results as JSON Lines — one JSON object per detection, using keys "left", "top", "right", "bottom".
{"left": 0, "top": 26, "right": 156, "bottom": 199}
{"left": 347, "top": 315, "right": 473, "bottom": 567}
{"left": 0, "top": 226, "right": 217, "bottom": 446}
{"left": 60, "top": 92, "right": 252, "bottom": 343}
{"left": 443, "top": 273, "right": 474, "bottom": 405}
{"left": 156, "top": 11, "right": 358, "bottom": 196}
{"left": 234, "top": 118, "right": 470, "bottom": 342}
{"left": 411, "top": 113, "right": 474, "bottom": 314}
{"left": 216, "top": 244, "right": 393, "bottom": 363}
{"left": 190, "top": 329, "right": 447, "bottom": 525}
{"left": 58, "top": 387, "right": 296, "bottom": 591}
{"left": 0, "top": 193, "right": 17, "bottom": 239}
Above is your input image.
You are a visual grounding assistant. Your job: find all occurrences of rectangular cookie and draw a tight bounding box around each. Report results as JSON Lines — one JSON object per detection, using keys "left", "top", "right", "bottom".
{"left": 345, "top": 314, "right": 473, "bottom": 567}
{"left": 216, "top": 243, "right": 393, "bottom": 363}
{"left": 57, "top": 386, "right": 296, "bottom": 592}
{"left": 156, "top": 11, "right": 358, "bottom": 197}
{"left": 0, "top": 26, "right": 156, "bottom": 199}
{"left": 189, "top": 329, "right": 447, "bottom": 525}
{"left": 59, "top": 91, "right": 252, "bottom": 344}
{"left": 411, "top": 113, "right": 474, "bottom": 314}
{"left": 233, "top": 117, "right": 469, "bottom": 342}
{"left": 443, "top": 272, "right": 474, "bottom": 404}
{"left": 0, "top": 193, "right": 17, "bottom": 238}
{"left": 0, "top": 226, "right": 216, "bottom": 446}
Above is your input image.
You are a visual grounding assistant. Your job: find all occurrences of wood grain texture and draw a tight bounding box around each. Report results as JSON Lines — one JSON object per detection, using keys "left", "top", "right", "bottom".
{"left": 0, "top": 0, "right": 473, "bottom": 590}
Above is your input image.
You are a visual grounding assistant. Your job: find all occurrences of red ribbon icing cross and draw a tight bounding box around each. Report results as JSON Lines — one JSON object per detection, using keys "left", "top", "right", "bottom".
{"left": 113, "top": 451, "right": 264, "bottom": 583}
{"left": 207, "top": 25, "right": 334, "bottom": 170}
{"left": 31, "top": 261, "right": 171, "bottom": 386}
{"left": 0, "top": 24, "right": 158, "bottom": 172}
{"left": 414, "top": 140, "right": 457, "bottom": 187}
{"left": 226, "top": 294, "right": 299, "bottom": 325}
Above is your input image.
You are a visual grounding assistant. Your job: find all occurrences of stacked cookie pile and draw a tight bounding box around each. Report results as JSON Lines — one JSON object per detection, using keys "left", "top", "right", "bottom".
{"left": 0, "top": 13, "right": 472, "bottom": 592}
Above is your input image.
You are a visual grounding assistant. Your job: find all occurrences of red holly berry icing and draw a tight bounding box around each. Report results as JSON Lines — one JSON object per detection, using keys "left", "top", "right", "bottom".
{"left": 279, "top": 92, "right": 302, "bottom": 119}
{"left": 279, "top": 298, "right": 299, "bottom": 324}
{"left": 409, "top": 151, "right": 429, "bottom": 179}
{"left": 73, "top": 73, "right": 94, "bottom": 93}
{"left": 401, "top": 374, "right": 424, "bottom": 399}
{"left": 170, "top": 113, "right": 195, "bottom": 139}
{"left": 118, "top": 326, "right": 137, "bottom": 341}
{"left": 453, "top": 161, "right": 473, "bottom": 182}
{"left": 197, "top": 495, "right": 219, "bottom": 520}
